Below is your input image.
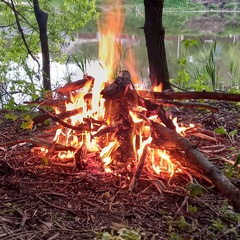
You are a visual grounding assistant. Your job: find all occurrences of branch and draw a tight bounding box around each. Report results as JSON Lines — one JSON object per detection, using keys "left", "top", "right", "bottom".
{"left": 137, "top": 90, "right": 240, "bottom": 102}
{"left": 8, "top": 0, "right": 40, "bottom": 71}
{"left": 151, "top": 121, "right": 240, "bottom": 212}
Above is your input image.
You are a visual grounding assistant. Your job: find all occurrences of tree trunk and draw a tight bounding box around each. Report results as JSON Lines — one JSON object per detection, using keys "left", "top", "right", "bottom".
{"left": 144, "top": 0, "right": 171, "bottom": 91}
{"left": 33, "top": 0, "right": 51, "bottom": 92}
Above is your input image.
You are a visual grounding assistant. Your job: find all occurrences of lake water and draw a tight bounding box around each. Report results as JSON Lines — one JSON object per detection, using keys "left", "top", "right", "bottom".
{"left": 58, "top": 6, "right": 240, "bottom": 91}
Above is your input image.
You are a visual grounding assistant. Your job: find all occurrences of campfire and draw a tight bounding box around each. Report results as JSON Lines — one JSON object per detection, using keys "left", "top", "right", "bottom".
{"left": 27, "top": 2, "right": 240, "bottom": 211}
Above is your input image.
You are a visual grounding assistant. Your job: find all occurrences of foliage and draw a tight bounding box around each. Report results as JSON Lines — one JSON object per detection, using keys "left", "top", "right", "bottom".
{"left": 164, "top": 0, "right": 203, "bottom": 9}
{"left": 208, "top": 3, "right": 218, "bottom": 10}
{"left": 0, "top": 0, "right": 98, "bottom": 108}
{"left": 223, "top": 2, "right": 237, "bottom": 10}
{"left": 98, "top": 228, "right": 141, "bottom": 240}
{"left": 171, "top": 38, "right": 240, "bottom": 92}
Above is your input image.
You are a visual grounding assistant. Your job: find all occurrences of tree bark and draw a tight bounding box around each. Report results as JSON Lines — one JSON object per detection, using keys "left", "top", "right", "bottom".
{"left": 144, "top": 0, "right": 171, "bottom": 90}
{"left": 33, "top": 0, "right": 51, "bottom": 92}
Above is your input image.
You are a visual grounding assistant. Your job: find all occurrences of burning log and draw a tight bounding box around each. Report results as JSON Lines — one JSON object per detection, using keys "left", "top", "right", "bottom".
{"left": 151, "top": 121, "right": 240, "bottom": 212}
{"left": 37, "top": 108, "right": 100, "bottom": 132}
{"left": 100, "top": 70, "right": 137, "bottom": 101}
{"left": 56, "top": 75, "right": 94, "bottom": 95}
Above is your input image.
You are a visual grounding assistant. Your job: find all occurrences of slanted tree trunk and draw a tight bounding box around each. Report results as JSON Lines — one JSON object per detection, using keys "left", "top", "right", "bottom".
{"left": 33, "top": 0, "right": 51, "bottom": 92}
{"left": 144, "top": 0, "right": 171, "bottom": 91}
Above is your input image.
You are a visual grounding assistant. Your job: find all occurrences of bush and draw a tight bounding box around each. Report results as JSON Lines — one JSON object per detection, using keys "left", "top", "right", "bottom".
{"left": 223, "top": 2, "right": 236, "bottom": 10}
{"left": 208, "top": 3, "right": 218, "bottom": 10}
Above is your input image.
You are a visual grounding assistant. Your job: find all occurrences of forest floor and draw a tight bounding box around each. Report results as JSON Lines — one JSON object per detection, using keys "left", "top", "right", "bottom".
{"left": 0, "top": 100, "right": 240, "bottom": 240}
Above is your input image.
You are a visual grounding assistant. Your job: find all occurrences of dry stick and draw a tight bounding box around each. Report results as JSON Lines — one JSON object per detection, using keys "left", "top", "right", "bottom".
{"left": 0, "top": 134, "right": 54, "bottom": 147}
{"left": 129, "top": 143, "right": 150, "bottom": 191}
{"left": 137, "top": 90, "right": 240, "bottom": 102}
{"left": 34, "top": 194, "right": 79, "bottom": 215}
{"left": 173, "top": 195, "right": 189, "bottom": 220}
{"left": 151, "top": 121, "right": 240, "bottom": 212}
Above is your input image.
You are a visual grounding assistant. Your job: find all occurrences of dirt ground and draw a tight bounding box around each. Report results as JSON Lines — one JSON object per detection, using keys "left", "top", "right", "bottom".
{"left": 0, "top": 100, "right": 240, "bottom": 240}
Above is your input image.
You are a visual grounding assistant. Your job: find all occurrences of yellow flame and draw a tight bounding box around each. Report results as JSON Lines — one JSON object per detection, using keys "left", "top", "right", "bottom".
{"left": 153, "top": 83, "right": 163, "bottom": 92}
{"left": 100, "top": 140, "right": 120, "bottom": 170}
{"left": 150, "top": 148, "right": 175, "bottom": 176}
{"left": 137, "top": 136, "right": 152, "bottom": 160}
{"left": 129, "top": 110, "right": 143, "bottom": 123}
{"left": 172, "top": 117, "right": 195, "bottom": 135}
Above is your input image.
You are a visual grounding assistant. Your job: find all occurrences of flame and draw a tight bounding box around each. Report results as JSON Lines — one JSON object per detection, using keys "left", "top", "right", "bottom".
{"left": 98, "top": 0, "right": 125, "bottom": 80}
{"left": 153, "top": 83, "right": 163, "bottom": 92}
{"left": 129, "top": 110, "right": 143, "bottom": 123}
{"left": 100, "top": 140, "right": 120, "bottom": 171}
{"left": 124, "top": 47, "right": 138, "bottom": 84}
{"left": 50, "top": 0, "right": 184, "bottom": 179}
{"left": 137, "top": 136, "right": 152, "bottom": 160}
{"left": 172, "top": 117, "right": 195, "bottom": 135}
{"left": 150, "top": 148, "right": 175, "bottom": 176}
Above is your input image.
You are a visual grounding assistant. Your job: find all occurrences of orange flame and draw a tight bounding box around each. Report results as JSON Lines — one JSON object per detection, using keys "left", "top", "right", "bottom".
{"left": 98, "top": 0, "right": 125, "bottom": 80}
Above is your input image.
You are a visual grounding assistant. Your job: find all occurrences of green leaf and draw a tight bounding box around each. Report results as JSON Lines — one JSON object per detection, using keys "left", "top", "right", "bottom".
{"left": 21, "top": 119, "right": 34, "bottom": 129}
{"left": 233, "top": 154, "right": 240, "bottom": 168}
{"left": 44, "top": 119, "right": 50, "bottom": 126}
{"left": 118, "top": 228, "right": 141, "bottom": 240}
{"left": 189, "top": 205, "right": 198, "bottom": 213}
{"left": 178, "top": 57, "right": 187, "bottom": 66}
{"left": 214, "top": 127, "right": 227, "bottom": 135}
{"left": 229, "top": 129, "right": 238, "bottom": 137}
{"left": 227, "top": 166, "right": 233, "bottom": 178}
{"left": 186, "top": 182, "right": 206, "bottom": 197}
{"left": 5, "top": 113, "right": 17, "bottom": 121}
{"left": 101, "top": 232, "right": 113, "bottom": 240}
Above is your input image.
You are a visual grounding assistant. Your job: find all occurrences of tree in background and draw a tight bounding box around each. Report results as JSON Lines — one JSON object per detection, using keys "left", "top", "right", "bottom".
{"left": 144, "top": 0, "right": 172, "bottom": 90}
{"left": 0, "top": 0, "right": 97, "bottom": 105}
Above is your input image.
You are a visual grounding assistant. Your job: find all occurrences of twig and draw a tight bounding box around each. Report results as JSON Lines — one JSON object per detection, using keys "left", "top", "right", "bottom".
{"left": 173, "top": 195, "right": 189, "bottom": 220}
{"left": 34, "top": 194, "right": 79, "bottom": 216}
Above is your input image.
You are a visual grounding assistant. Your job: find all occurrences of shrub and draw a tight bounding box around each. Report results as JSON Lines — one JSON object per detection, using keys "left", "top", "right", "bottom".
{"left": 208, "top": 3, "right": 218, "bottom": 10}
{"left": 223, "top": 2, "right": 236, "bottom": 10}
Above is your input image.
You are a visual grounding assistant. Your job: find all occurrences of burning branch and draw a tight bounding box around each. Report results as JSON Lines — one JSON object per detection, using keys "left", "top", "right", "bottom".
{"left": 129, "top": 142, "right": 150, "bottom": 191}
{"left": 56, "top": 75, "right": 94, "bottom": 95}
{"left": 151, "top": 121, "right": 240, "bottom": 212}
